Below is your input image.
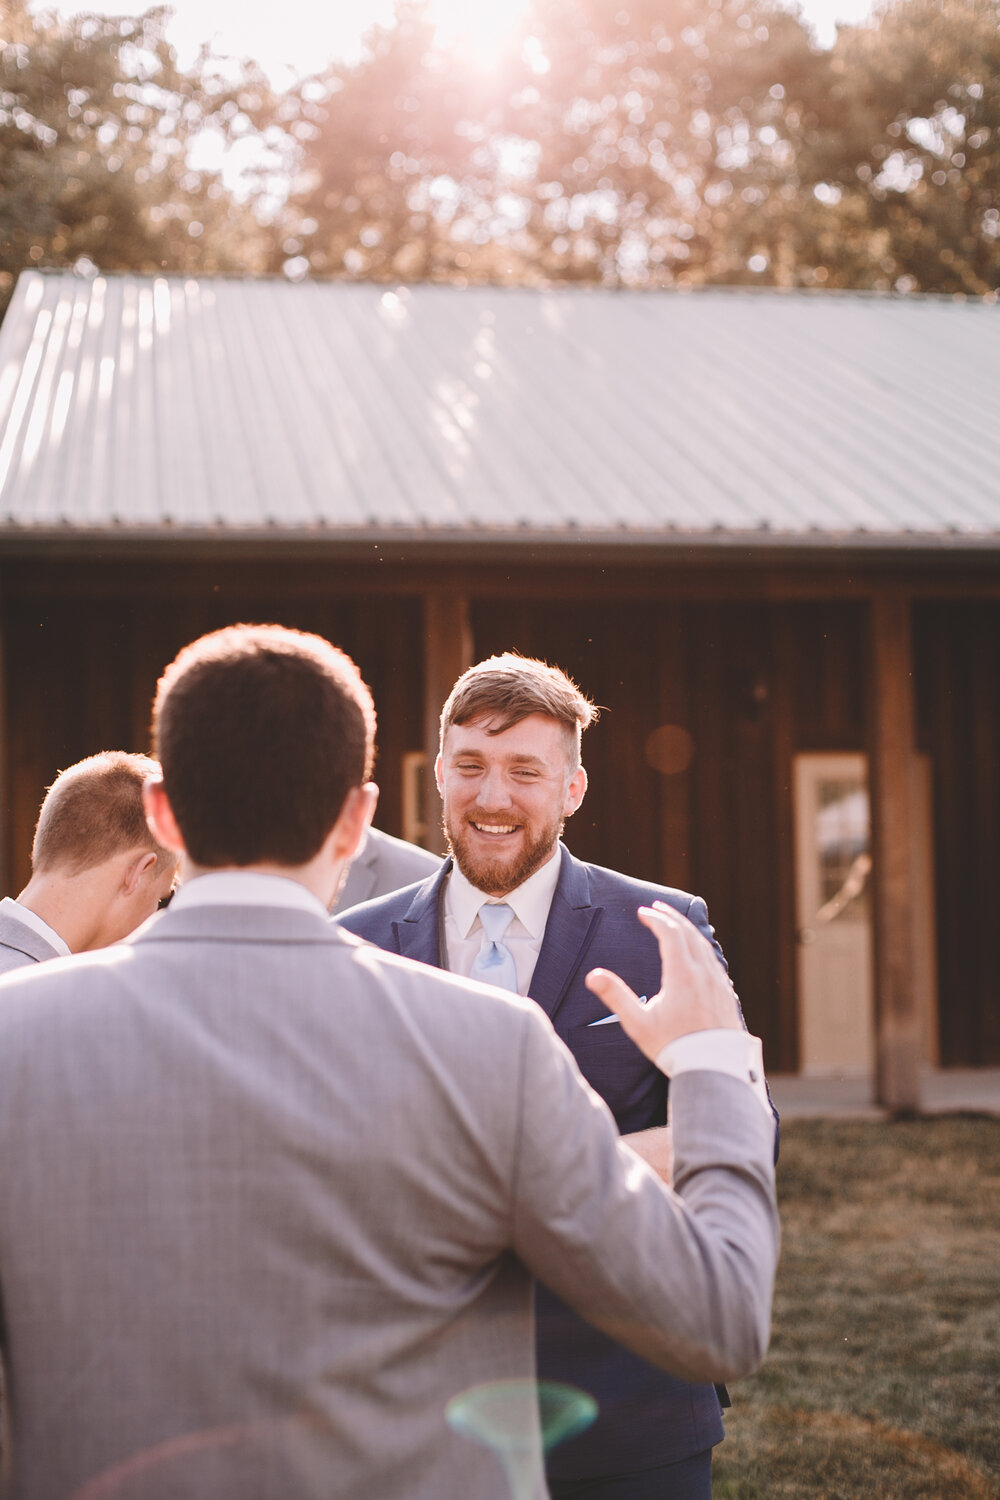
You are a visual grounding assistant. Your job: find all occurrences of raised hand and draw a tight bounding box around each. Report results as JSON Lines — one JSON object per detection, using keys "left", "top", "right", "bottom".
{"left": 585, "top": 901, "right": 741, "bottom": 1063}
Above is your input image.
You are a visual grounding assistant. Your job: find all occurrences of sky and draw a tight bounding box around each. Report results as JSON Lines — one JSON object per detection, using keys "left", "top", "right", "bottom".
{"left": 39, "top": 0, "right": 878, "bottom": 83}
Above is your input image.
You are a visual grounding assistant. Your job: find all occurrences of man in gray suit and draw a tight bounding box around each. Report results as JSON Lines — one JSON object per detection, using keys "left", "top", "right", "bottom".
{"left": 0, "top": 624, "right": 778, "bottom": 1500}
{"left": 0, "top": 750, "right": 178, "bottom": 975}
{"left": 333, "top": 825, "right": 441, "bottom": 913}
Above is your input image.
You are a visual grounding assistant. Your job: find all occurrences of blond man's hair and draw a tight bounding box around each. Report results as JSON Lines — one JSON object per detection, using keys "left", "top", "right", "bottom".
{"left": 31, "top": 752, "right": 173, "bottom": 876}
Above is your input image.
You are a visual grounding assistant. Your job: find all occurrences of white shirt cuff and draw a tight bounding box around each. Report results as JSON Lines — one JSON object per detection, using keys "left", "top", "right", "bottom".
{"left": 655, "top": 1031, "right": 771, "bottom": 1116}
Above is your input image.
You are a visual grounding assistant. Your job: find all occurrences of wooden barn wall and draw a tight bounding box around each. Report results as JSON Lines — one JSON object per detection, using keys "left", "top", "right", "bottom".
{"left": 0, "top": 586, "right": 425, "bottom": 897}
{"left": 914, "top": 601, "right": 1000, "bottom": 1067}
{"left": 2, "top": 564, "right": 996, "bottom": 1071}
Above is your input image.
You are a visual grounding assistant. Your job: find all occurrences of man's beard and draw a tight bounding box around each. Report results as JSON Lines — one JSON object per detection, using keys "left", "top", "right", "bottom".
{"left": 445, "top": 811, "right": 564, "bottom": 896}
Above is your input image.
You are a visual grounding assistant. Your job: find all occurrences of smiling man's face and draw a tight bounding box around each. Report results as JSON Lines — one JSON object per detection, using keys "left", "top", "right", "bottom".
{"left": 436, "top": 713, "right": 587, "bottom": 897}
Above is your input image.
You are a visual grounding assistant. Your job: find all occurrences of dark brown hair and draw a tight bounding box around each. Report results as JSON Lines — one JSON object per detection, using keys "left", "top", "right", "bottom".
{"left": 152, "top": 624, "right": 376, "bottom": 868}
{"left": 441, "top": 653, "right": 597, "bottom": 763}
{"left": 32, "top": 752, "right": 173, "bottom": 876}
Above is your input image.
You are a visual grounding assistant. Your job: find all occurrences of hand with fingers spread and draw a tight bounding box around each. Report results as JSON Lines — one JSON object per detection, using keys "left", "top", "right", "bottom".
{"left": 586, "top": 900, "right": 742, "bottom": 1065}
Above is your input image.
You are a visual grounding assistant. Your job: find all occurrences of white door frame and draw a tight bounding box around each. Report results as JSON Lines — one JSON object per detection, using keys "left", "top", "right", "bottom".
{"left": 793, "top": 753, "right": 875, "bottom": 1076}
{"left": 793, "top": 752, "right": 938, "bottom": 1076}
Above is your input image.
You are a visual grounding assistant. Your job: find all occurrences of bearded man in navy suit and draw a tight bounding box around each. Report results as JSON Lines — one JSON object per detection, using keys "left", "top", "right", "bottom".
{"left": 337, "top": 653, "right": 773, "bottom": 1500}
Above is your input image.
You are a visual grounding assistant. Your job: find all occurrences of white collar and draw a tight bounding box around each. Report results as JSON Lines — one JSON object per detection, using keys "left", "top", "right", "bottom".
{"left": 446, "top": 844, "right": 562, "bottom": 939}
{"left": 169, "top": 871, "right": 328, "bottom": 919}
{"left": 0, "top": 896, "right": 71, "bottom": 957}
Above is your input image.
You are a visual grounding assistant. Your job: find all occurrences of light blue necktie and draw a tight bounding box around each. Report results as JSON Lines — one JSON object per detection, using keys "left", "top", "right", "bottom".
{"left": 469, "top": 902, "right": 518, "bottom": 993}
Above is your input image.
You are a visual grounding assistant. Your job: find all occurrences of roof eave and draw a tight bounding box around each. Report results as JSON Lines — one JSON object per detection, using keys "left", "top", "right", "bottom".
{"left": 2, "top": 523, "right": 999, "bottom": 565}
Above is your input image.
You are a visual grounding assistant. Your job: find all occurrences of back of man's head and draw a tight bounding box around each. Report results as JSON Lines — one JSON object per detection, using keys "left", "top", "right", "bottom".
{"left": 441, "top": 653, "right": 597, "bottom": 764}
{"left": 152, "top": 624, "right": 376, "bottom": 868}
{"left": 32, "top": 751, "right": 173, "bottom": 877}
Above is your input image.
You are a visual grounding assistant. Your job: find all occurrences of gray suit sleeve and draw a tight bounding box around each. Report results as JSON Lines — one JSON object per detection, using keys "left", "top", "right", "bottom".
{"left": 508, "top": 1011, "right": 779, "bottom": 1384}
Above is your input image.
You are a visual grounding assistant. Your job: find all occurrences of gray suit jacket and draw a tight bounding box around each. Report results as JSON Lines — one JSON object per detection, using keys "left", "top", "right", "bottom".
{"left": 0, "top": 907, "right": 60, "bottom": 976}
{"left": 333, "top": 827, "right": 442, "bottom": 914}
{"left": 0, "top": 902, "right": 778, "bottom": 1500}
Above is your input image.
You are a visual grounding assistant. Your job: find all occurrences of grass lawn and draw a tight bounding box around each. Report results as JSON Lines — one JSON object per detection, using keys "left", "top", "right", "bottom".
{"left": 713, "top": 1116, "right": 1000, "bottom": 1499}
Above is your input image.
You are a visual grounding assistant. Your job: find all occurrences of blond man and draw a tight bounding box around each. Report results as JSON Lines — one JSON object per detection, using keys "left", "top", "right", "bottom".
{"left": 0, "top": 752, "right": 178, "bottom": 974}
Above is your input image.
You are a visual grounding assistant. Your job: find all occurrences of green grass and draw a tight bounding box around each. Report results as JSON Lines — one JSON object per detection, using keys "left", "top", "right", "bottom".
{"left": 714, "top": 1116, "right": 1000, "bottom": 1499}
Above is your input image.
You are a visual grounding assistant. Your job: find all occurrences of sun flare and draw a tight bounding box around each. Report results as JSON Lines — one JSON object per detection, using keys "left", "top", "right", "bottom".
{"left": 426, "top": 0, "right": 532, "bottom": 61}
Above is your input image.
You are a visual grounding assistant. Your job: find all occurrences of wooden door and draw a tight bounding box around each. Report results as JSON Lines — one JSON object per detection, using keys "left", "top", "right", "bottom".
{"left": 794, "top": 753, "right": 876, "bottom": 1075}
{"left": 793, "top": 752, "right": 938, "bottom": 1075}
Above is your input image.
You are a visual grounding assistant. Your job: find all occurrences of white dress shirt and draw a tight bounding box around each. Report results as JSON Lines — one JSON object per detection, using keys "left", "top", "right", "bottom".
{"left": 0, "top": 896, "right": 70, "bottom": 957}
{"left": 169, "top": 871, "right": 329, "bottom": 918}
{"left": 660, "top": 1031, "right": 772, "bottom": 1116}
{"left": 441, "top": 851, "right": 561, "bottom": 997}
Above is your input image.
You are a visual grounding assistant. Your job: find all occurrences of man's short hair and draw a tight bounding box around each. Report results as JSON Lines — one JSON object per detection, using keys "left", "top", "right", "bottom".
{"left": 441, "top": 653, "right": 597, "bottom": 764}
{"left": 152, "top": 624, "right": 376, "bottom": 868}
{"left": 32, "top": 752, "right": 173, "bottom": 876}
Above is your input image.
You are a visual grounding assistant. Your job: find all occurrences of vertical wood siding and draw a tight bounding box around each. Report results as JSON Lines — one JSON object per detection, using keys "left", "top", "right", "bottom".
{"left": 2, "top": 572, "right": 996, "bottom": 1070}
{"left": 1, "top": 587, "right": 424, "bottom": 896}
{"left": 915, "top": 602, "right": 1000, "bottom": 1066}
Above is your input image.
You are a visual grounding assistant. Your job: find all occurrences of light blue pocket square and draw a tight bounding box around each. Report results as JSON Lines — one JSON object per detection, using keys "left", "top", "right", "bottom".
{"left": 587, "top": 998, "right": 647, "bottom": 1026}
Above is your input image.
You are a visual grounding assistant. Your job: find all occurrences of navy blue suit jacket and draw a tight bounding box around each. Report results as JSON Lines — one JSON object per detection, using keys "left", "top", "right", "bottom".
{"left": 336, "top": 844, "right": 736, "bottom": 1479}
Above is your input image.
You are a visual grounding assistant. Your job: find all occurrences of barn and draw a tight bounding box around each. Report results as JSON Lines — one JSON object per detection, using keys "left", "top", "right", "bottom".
{"left": 1, "top": 268, "right": 998, "bottom": 1108}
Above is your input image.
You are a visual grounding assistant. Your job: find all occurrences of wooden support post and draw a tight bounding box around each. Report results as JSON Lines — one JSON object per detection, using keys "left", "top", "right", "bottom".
{"left": 423, "top": 591, "right": 473, "bottom": 855}
{"left": 769, "top": 608, "right": 801, "bottom": 1076}
{"left": 869, "top": 594, "right": 923, "bottom": 1113}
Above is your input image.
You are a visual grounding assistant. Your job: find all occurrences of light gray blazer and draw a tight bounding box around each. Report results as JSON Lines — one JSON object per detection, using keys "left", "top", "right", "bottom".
{"left": 0, "top": 903, "right": 778, "bottom": 1500}
{"left": 333, "top": 827, "right": 442, "bottom": 914}
{"left": 0, "top": 907, "right": 60, "bottom": 976}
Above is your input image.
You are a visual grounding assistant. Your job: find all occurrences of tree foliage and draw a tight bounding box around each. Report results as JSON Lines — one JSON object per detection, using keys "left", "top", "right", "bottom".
{"left": 483, "top": 0, "right": 832, "bottom": 286}
{"left": 266, "top": 6, "right": 479, "bottom": 282}
{"left": 0, "top": 0, "right": 271, "bottom": 313}
{"left": 277, "top": 0, "right": 1000, "bottom": 295}
{"left": 0, "top": 0, "right": 996, "bottom": 307}
{"left": 811, "top": 0, "right": 1000, "bottom": 295}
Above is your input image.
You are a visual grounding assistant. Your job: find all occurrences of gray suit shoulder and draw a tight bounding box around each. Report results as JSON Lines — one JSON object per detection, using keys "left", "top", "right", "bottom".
{"left": 0, "top": 908, "right": 61, "bottom": 974}
{"left": 0, "top": 944, "right": 39, "bottom": 977}
{"left": 366, "top": 828, "right": 442, "bottom": 883}
{"left": 334, "top": 828, "right": 442, "bottom": 914}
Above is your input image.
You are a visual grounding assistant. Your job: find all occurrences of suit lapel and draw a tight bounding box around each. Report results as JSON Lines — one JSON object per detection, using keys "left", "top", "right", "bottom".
{"left": 528, "top": 846, "right": 602, "bottom": 1024}
{"left": 394, "top": 861, "right": 451, "bottom": 969}
{"left": 391, "top": 851, "right": 603, "bottom": 1013}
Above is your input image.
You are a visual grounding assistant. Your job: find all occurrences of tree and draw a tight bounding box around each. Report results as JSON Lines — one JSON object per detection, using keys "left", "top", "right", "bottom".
{"left": 0, "top": 1, "right": 273, "bottom": 315}
{"left": 5, "top": 0, "right": 994, "bottom": 303}
{"left": 281, "top": 0, "right": 840, "bottom": 289}
{"left": 279, "top": 0, "right": 999, "bottom": 295}
{"left": 490, "top": 0, "right": 838, "bottom": 286}
{"left": 809, "top": 0, "right": 1000, "bottom": 293}
{"left": 270, "top": 3, "right": 522, "bottom": 283}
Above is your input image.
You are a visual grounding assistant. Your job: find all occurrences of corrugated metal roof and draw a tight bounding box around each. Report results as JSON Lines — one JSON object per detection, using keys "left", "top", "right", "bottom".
{"left": 0, "top": 269, "right": 997, "bottom": 547}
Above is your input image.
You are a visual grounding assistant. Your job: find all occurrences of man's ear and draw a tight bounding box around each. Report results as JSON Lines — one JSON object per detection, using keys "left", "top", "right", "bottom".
{"left": 564, "top": 765, "right": 588, "bottom": 819}
{"left": 143, "top": 778, "right": 186, "bottom": 855}
{"left": 331, "top": 782, "right": 378, "bottom": 863}
{"left": 122, "top": 850, "right": 158, "bottom": 894}
{"left": 434, "top": 752, "right": 444, "bottom": 796}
